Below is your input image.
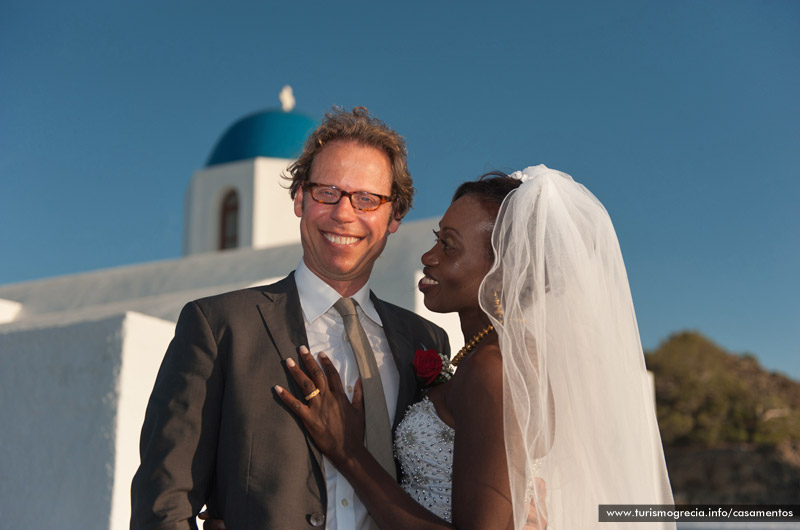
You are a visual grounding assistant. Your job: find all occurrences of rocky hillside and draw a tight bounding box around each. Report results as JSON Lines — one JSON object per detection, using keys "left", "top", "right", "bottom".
{"left": 663, "top": 441, "right": 800, "bottom": 503}
{"left": 645, "top": 331, "right": 800, "bottom": 502}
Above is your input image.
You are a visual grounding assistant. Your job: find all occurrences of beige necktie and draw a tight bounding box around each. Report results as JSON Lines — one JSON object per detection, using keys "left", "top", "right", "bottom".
{"left": 333, "top": 297, "right": 397, "bottom": 480}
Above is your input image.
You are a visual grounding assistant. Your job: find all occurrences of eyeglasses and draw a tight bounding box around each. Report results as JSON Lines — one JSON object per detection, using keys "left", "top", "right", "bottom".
{"left": 304, "top": 182, "right": 393, "bottom": 212}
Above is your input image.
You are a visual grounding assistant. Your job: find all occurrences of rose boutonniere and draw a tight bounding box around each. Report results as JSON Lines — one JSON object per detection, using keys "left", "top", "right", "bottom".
{"left": 413, "top": 349, "right": 454, "bottom": 389}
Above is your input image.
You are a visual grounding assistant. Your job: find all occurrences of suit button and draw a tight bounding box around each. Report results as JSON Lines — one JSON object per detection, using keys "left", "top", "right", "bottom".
{"left": 309, "top": 512, "right": 325, "bottom": 527}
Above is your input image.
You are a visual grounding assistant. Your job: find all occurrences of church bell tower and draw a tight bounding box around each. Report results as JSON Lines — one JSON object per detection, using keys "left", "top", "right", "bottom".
{"left": 183, "top": 87, "right": 317, "bottom": 255}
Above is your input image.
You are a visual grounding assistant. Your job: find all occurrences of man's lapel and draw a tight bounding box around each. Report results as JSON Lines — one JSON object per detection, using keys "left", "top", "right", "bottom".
{"left": 256, "top": 273, "right": 307, "bottom": 362}
{"left": 256, "top": 273, "right": 324, "bottom": 470}
{"left": 371, "top": 293, "right": 420, "bottom": 431}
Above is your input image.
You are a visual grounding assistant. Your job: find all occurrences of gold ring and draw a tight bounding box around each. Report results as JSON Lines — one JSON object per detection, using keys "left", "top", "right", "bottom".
{"left": 304, "top": 388, "right": 321, "bottom": 401}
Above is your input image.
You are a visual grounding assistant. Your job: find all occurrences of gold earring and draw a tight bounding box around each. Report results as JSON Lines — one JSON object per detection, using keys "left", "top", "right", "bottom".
{"left": 493, "top": 290, "right": 504, "bottom": 324}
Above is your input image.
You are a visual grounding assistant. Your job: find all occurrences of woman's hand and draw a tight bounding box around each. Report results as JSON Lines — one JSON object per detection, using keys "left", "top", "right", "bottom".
{"left": 275, "top": 346, "right": 365, "bottom": 465}
{"left": 523, "top": 478, "right": 548, "bottom": 530}
{"left": 197, "top": 511, "right": 226, "bottom": 530}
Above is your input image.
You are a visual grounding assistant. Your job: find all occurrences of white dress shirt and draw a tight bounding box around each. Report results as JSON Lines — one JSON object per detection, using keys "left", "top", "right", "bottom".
{"left": 294, "top": 260, "right": 400, "bottom": 530}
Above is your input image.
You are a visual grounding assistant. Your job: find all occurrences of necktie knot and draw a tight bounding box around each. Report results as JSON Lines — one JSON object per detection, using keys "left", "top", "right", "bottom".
{"left": 333, "top": 297, "right": 358, "bottom": 318}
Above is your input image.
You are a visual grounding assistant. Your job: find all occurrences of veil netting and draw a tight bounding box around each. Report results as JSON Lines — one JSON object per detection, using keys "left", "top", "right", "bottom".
{"left": 478, "top": 165, "right": 674, "bottom": 529}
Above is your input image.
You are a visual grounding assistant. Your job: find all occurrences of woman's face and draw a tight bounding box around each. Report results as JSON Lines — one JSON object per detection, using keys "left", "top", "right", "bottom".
{"left": 418, "top": 194, "right": 495, "bottom": 315}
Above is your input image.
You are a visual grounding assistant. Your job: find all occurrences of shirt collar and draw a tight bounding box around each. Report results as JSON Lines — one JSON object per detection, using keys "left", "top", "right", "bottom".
{"left": 295, "top": 260, "right": 383, "bottom": 326}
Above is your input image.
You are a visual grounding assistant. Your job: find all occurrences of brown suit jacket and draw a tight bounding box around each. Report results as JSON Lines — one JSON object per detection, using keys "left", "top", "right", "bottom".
{"left": 131, "top": 273, "right": 450, "bottom": 530}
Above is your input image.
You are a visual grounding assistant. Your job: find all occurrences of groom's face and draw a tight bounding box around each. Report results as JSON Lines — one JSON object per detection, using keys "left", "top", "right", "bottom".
{"left": 294, "top": 140, "right": 400, "bottom": 295}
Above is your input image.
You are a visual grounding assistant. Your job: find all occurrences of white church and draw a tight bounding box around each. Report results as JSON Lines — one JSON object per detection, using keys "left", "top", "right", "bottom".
{"left": 0, "top": 93, "right": 461, "bottom": 529}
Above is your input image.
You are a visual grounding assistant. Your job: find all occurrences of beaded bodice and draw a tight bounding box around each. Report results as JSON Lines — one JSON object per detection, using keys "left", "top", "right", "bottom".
{"left": 394, "top": 396, "right": 455, "bottom": 522}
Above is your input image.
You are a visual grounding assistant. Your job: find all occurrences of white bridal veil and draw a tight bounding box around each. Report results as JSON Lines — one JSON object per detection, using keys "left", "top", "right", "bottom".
{"left": 479, "top": 165, "right": 674, "bottom": 529}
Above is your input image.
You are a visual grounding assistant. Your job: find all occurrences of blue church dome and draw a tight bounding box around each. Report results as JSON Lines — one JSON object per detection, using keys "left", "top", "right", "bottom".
{"left": 206, "top": 109, "right": 318, "bottom": 166}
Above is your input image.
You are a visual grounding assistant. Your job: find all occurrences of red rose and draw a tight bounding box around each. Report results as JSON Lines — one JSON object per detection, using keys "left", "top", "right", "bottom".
{"left": 413, "top": 349, "right": 443, "bottom": 385}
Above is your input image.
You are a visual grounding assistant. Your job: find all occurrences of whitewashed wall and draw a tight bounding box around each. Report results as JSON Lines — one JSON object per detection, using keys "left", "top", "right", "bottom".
{"left": 184, "top": 157, "right": 301, "bottom": 255}
{"left": 0, "top": 312, "right": 174, "bottom": 529}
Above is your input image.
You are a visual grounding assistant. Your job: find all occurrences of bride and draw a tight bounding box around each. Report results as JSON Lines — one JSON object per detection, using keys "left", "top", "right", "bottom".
{"left": 276, "top": 165, "right": 675, "bottom": 529}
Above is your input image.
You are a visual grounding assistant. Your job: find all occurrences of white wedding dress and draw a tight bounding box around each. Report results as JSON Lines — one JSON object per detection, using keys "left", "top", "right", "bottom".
{"left": 394, "top": 396, "right": 455, "bottom": 522}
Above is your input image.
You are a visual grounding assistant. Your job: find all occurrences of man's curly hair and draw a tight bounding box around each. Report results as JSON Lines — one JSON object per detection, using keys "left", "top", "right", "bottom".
{"left": 284, "top": 106, "right": 414, "bottom": 220}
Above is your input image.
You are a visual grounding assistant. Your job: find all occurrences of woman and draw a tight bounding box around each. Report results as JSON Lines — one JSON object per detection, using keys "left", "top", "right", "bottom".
{"left": 278, "top": 165, "right": 674, "bottom": 529}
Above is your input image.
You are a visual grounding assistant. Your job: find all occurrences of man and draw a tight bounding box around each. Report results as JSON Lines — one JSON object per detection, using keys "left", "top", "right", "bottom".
{"left": 131, "top": 107, "right": 450, "bottom": 529}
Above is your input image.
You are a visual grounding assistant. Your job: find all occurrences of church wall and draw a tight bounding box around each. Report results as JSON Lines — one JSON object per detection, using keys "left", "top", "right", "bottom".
{"left": 184, "top": 157, "right": 302, "bottom": 256}
{"left": 110, "top": 312, "right": 175, "bottom": 530}
{"left": 0, "top": 315, "right": 127, "bottom": 527}
{"left": 251, "top": 157, "right": 302, "bottom": 249}
{"left": 0, "top": 242, "right": 304, "bottom": 324}
{"left": 0, "top": 312, "right": 174, "bottom": 530}
{"left": 0, "top": 298, "right": 21, "bottom": 323}
{"left": 185, "top": 159, "right": 258, "bottom": 255}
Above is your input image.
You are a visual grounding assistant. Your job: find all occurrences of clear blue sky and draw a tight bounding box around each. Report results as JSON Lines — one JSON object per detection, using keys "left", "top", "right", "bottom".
{"left": 2, "top": 1, "right": 798, "bottom": 378}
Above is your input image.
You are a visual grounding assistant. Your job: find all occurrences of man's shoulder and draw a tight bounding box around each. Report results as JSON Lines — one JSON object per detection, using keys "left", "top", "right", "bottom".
{"left": 371, "top": 295, "right": 443, "bottom": 332}
{"left": 373, "top": 297, "right": 451, "bottom": 355}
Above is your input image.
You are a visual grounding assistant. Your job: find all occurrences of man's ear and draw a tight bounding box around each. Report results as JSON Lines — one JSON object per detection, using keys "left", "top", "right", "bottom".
{"left": 294, "top": 188, "right": 304, "bottom": 218}
{"left": 387, "top": 214, "right": 401, "bottom": 235}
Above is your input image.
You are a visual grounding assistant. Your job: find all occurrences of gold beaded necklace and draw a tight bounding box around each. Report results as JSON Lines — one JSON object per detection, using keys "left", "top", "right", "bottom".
{"left": 451, "top": 324, "right": 495, "bottom": 366}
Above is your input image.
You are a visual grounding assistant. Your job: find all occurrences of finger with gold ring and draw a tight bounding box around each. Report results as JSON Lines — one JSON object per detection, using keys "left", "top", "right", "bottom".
{"left": 304, "top": 388, "right": 321, "bottom": 401}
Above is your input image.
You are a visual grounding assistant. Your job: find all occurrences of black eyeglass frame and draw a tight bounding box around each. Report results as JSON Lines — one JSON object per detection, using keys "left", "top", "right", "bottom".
{"left": 303, "top": 182, "right": 394, "bottom": 211}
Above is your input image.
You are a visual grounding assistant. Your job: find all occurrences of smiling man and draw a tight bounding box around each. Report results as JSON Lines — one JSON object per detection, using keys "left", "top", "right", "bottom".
{"left": 293, "top": 139, "right": 400, "bottom": 296}
{"left": 130, "top": 107, "right": 450, "bottom": 530}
